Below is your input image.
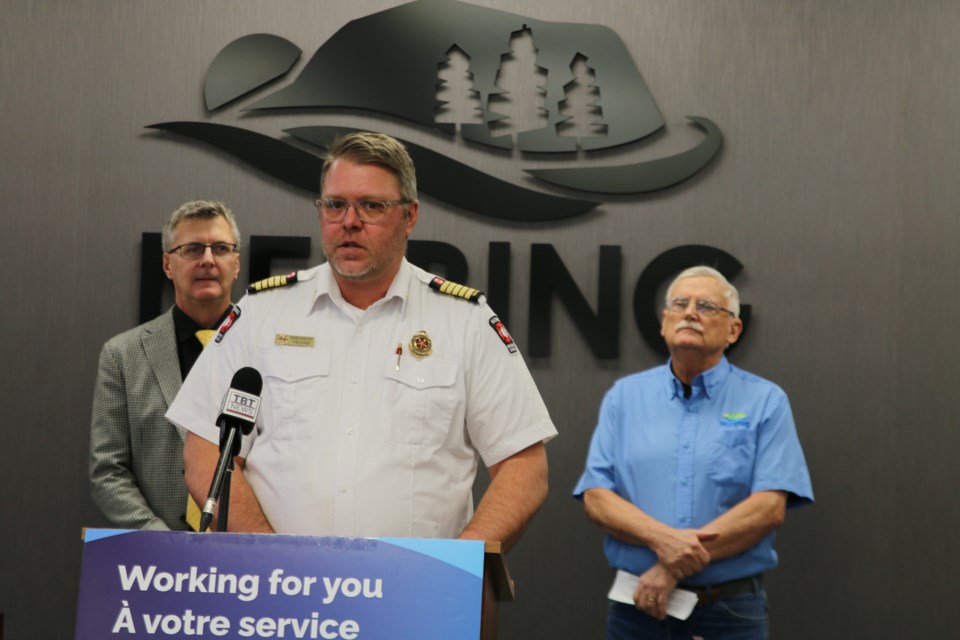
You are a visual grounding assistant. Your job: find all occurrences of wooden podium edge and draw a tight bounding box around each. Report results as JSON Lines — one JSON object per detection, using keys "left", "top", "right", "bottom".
{"left": 481, "top": 541, "right": 514, "bottom": 640}
{"left": 483, "top": 541, "right": 515, "bottom": 602}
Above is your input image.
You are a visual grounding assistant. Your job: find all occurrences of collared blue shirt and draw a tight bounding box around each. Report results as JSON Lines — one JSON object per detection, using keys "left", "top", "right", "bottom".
{"left": 573, "top": 357, "right": 814, "bottom": 586}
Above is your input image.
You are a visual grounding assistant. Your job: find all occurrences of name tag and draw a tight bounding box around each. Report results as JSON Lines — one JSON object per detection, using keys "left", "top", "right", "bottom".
{"left": 274, "top": 334, "right": 315, "bottom": 348}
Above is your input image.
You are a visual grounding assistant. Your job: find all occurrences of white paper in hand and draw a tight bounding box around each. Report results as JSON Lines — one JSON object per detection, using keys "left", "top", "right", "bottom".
{"left": 607, "top": 570, "right": 699, "bottom": 620}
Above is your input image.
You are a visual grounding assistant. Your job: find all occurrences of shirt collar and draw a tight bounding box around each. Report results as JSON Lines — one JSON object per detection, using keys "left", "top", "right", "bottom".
{"left": 382, "top": 258, "right": 412, "bottom": 309}
{"left": 172, "top": 305, "right": 201, "bottom": 346}
{"left": 664, "top": 356, "right": 731, "bottom": 400}
{"left": 172, "top": 304, "right": 232, "bottom": 344}
{"left": 311, "top": 259, "right": 412, "bottom": 315}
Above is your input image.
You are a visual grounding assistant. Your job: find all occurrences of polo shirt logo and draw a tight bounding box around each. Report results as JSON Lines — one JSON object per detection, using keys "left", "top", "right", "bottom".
{"left": 719, "top": 412, "right": 750, "bottom": 429}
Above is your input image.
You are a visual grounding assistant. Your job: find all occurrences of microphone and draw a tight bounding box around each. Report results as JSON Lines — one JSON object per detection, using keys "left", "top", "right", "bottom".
{"left": 217, "top": 367, "right": 263, "bottom": 438}
{"left": 199, "top": 367, "right": 263, "bottom": 532}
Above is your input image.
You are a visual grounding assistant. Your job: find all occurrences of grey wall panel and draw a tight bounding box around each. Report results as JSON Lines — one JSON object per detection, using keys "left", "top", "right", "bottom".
{"left": 2, "top": 0, "right": 958, "bottom": 638}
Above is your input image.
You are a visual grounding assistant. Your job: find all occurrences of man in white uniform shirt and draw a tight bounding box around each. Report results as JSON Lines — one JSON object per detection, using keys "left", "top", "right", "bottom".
{"left": 167, "top": 132, "right": 556, "bottom": 549}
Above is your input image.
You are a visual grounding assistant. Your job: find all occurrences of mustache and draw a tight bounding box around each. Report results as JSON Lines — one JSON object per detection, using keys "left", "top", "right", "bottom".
{"left": 675, "top": 321, "right": 704, "bottom": 333}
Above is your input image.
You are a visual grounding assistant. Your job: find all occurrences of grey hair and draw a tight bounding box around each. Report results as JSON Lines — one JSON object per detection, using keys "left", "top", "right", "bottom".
{"left": 161, "top": 200, "right": 241, "bottom": 252}
{"left": 320, "top": 132, "right": 418, "bottom": 204}
{"left": 665, "top": 266, "right": 741, "bottom": 317}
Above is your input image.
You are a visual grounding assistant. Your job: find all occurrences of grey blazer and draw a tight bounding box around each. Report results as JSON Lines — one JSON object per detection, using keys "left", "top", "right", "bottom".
{"left": 89, "top": 308, "right": 190, "bottom": 530}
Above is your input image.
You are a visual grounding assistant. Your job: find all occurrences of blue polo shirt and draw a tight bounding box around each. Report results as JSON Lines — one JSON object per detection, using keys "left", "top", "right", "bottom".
{"left": 573, "top": 357, "right": 813, "bottom": 586}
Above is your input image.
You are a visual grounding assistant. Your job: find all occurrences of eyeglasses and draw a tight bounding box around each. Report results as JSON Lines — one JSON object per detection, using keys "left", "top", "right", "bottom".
{"left": 315, "top": 198, "right": 410, "bottom": 224}
{"left": 666, "top": 297, "right": 736, "bottom": 318}
{"left": 166, "top": 242, "right": 238, "bottom": 260}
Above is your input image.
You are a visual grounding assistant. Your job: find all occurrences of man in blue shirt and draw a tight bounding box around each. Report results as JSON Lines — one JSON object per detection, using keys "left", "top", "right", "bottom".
{"left": 574, "top": 266, "right": 813, "bottom": 640}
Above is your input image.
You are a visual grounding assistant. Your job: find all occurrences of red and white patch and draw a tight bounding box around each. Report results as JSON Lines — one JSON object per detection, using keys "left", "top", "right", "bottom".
{"left": 488, "top": 315, "right": 518, "bottom": 355}
{"left": 214, "top": 305, "right": 242, "bottom": 344}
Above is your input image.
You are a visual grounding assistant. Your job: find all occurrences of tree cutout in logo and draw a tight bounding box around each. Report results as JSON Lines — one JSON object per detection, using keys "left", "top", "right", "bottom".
{"left": 487, "top": 29, "right": 548, "bottom": 144}
{"left": 435, "top": 45, "right": 484, "bottom": 131}
{"left": 558, "top": 54, "right": 606, "bottom": 144}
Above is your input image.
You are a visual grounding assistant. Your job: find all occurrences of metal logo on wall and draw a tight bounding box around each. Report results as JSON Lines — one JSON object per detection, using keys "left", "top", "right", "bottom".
{"left": 147, "top": 0, "right": 723, "bottom": 221}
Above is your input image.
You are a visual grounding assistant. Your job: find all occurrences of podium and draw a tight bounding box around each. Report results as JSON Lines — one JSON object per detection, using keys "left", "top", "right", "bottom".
{"left": 75, "top": 530, "right": 514, "bottom": 640}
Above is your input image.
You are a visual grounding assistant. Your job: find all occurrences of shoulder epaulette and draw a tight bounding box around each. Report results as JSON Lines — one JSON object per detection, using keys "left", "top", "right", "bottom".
{"left": 247, "top": 271, "right": 299, "bottom": 294}
{"left": 428, "top": 276, "right": 483, "bottom": 303}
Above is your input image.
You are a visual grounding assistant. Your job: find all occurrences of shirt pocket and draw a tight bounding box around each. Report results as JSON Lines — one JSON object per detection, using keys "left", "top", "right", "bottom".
{"left": 261, "top": 348, "right": 331, "bottom": 440}
{"left": 706, "top": 426, "right": 756, "bottom": 488}
{"left": 380, "top": 358, "right": 459, "bottom": 445}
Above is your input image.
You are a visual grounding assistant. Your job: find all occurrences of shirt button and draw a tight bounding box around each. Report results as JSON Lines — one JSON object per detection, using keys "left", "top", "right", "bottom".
{"left": 338, "top": 485, "right": 348, "bottom": 493}
{"left": 346, "top": 428, "right": 353, "bottom": 435}
{"left": 683, "top": 442, "right": 691, "bottom": 449}
{"left": 417, "top": 376, "right": 425, "bottom": 383}
{"left": 681, "top": 480, "right": 689, "bottom": 486}
{"left": 351, "top": 377, "right": 359, "bottom": 384}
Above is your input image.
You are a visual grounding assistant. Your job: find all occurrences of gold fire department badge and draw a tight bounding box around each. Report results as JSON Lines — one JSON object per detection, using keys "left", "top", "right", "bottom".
{"left": 409, "top": 330, "right": 433, "bottom": 359}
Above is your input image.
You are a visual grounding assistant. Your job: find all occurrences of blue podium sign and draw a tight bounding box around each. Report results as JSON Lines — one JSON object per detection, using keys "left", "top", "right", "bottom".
{"left": 75, "top": 530, "right": 483, "bottom": 639}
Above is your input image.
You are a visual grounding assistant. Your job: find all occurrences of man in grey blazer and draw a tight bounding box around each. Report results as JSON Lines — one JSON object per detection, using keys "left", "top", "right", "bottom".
{"left": 89, "top": 200, "right": 241, "bottom": 530}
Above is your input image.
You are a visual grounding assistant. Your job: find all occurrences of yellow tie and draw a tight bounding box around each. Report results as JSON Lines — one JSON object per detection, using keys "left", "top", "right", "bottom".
{"left": 185, "top": 329, "right": 217, "bottom": 531}
{"left": 195, "top": 329, "right": 216, "bottom": 348}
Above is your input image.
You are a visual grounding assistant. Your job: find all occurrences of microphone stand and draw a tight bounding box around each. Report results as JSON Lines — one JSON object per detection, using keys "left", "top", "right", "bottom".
{"left": 199, "top": 422, "right": 242, "bottom": 533}
{"left": 217, "top": 456, "right": 233, "bottom": 532}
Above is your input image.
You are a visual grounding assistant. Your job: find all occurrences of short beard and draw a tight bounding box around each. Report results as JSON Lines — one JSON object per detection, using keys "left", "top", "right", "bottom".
{"left": 327, "top": 255, "right": 376, "bottom": 281}
{"left": 322, "top": 231, "right": 408, "bottom": 283}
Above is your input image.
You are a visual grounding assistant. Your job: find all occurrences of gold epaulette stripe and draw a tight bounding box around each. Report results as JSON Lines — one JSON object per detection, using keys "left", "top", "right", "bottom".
{"left": 254, "top": 275, "right": 287, "bottom": 292}
{"left": 247, "top": 272, "right": 298, "bottom": 294}
{"left": 429, "top": 277, "right": 483, "bottom": 303}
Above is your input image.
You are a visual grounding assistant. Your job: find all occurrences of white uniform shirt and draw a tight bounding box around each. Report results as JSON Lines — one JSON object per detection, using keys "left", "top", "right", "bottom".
{"left": 167, "top": 260, "right": 556, "bottom": 538}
